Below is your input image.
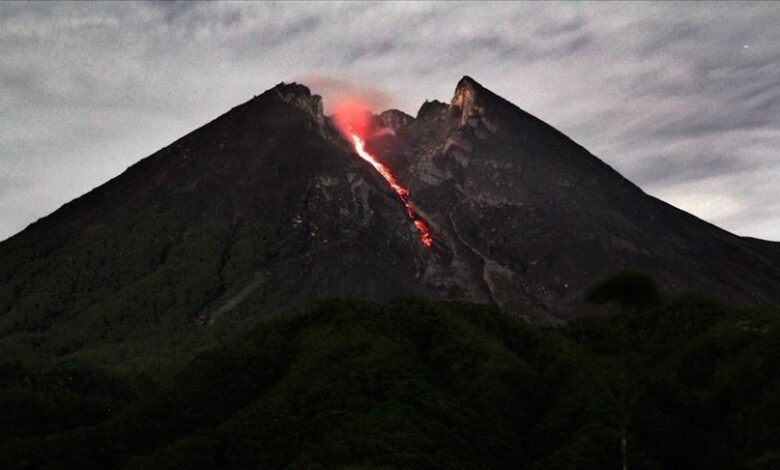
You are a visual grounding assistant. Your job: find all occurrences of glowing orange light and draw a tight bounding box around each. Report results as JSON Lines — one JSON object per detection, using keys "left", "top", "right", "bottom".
{"left": 333, "top": 99, "right": 372, "bottom": 139}
{"left": 333, "top": 99, "right": 433, "bottom": 249}
{"left": 351, "top": 134, "right": 433, "bottom": 248}
{"left": 351, "top": 134, "right": 408, "bottom": 199}
{"left": 414, "top": 220, "right": 433, "bottom": 248}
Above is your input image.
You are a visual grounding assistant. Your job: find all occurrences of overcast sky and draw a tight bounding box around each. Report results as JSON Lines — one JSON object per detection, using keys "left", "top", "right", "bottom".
{"left": 1, "top": 1, "right": 779, "bottom": 241}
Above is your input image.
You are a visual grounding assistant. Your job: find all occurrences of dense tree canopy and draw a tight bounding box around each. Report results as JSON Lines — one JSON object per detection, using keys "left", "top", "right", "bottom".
{"left": 0, "top": 297, "right": 778, "bottom": 469}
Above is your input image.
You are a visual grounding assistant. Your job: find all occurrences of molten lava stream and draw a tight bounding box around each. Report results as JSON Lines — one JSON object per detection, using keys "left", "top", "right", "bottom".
{"left": 350, "top": 134, "right": 433, "bottom": 249}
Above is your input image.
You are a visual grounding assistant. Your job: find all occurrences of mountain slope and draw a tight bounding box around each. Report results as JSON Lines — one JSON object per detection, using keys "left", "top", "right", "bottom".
{"left": 0, "top": 77, "right": 779, "bottom": 369}
{"left": 0, "top": 83, "right": 437, "bottom": 371}
{"left": 2, "top": 298, "right": 779, "bottom": 469}
{"left": 375, "top": 76, "right": 780, "bottom": 318}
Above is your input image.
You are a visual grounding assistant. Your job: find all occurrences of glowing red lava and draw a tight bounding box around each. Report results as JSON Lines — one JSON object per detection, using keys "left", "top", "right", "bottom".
{"left": 334, "top": 100, "right": 433, "bottom": 249}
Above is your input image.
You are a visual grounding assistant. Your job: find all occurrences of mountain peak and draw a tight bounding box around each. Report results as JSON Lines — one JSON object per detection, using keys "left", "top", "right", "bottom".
{"left": 450, "top": 75, "right": 499, "bottom": 133}
{"left": 455, "top": 74, "right": 482, "bottom": 91}
{"left": 416, "top": 99, "right": 448, "bottom": 121}
{"left": 379, "top": 109, "right": 414, "bottom": 131}
{"left": 451, "top": 76, "right": 480, "bottom": 109}
{"left": 272, "top": 81, "right": 312, "bottom": 96}
{"left": 272, "top": 81, "right": 325, "bottom": 124}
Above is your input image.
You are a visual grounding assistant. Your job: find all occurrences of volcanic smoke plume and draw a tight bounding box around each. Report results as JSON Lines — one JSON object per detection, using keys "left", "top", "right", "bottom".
{"left": 333, "top": 100, "right": 433, "bottom": 249}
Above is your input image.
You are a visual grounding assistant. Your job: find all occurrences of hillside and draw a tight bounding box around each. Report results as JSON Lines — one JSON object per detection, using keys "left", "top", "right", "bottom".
{"left": 1, "top": 298, "right": 778, "bottom": 469}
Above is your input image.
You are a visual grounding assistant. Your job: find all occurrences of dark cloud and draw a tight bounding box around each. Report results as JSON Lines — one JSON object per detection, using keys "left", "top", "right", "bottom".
{"left": 338, "top": 39, "right": 399, "bottom": 66}
{"left": 534, "top": 16, "right": 586, "bottom": 37}
{"left": 1, "top": 2, "right": 779, "bottom": 241}
{"left": 631, "top": 152, "right": 760, "bottom": 187}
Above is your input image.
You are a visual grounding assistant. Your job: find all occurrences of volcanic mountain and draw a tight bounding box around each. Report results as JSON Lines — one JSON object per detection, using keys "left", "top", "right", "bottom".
{"left": 1, "top": 76, "right": 779, "bottom": 362}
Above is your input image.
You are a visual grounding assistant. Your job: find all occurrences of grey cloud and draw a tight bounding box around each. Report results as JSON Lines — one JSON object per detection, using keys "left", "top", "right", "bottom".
{"left": 1, "top": 2, "right": 779, "bottom": 241}
{"left": 630, "top": 152, "right": 762, "bottom": 188}
{"left": 338, "top": 39, "right": 399, "bottom": 67}
{"left": 534, "top": 16, "right": 586, "bottom": 38}
{"left": 0, "top": 177, "right": 29, "bottom": 200}
{"left": 147, "top": 0, "right": 201, "bottom": 24}
{"left": 647, "top": 107, "right": 776, "bottom": 139}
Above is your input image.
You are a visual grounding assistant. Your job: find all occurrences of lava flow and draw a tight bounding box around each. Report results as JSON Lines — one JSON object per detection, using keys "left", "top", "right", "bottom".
{"left": 334, "top": 100, "right": 433, "bottom": 248}
{"left": 351, "top": 134, "right": 433, "bottom": 248}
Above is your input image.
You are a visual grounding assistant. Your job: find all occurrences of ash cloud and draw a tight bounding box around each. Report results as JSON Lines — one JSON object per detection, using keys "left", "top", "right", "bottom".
{"left": 1, "top": 2, "right": 779, "bottom": 240}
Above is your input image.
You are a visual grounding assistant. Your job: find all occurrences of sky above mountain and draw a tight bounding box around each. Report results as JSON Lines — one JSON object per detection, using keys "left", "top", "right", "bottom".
{"left": 1, "top": 1, "right": 779, "bottom": 241}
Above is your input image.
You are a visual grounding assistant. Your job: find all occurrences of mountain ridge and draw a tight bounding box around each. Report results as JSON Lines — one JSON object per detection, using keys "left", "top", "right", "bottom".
{"left": 0, "top": 75, "right": 778, "bottom": 365}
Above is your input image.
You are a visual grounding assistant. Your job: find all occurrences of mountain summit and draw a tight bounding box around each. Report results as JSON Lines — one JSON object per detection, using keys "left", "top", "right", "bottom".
{"left": 1, "top": 76, "right": 779, "bottom": 360}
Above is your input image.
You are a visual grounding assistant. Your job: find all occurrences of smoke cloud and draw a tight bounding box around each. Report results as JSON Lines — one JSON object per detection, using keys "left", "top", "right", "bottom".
{"left": 299, "top": 75, "right": 396, "bottom": 115}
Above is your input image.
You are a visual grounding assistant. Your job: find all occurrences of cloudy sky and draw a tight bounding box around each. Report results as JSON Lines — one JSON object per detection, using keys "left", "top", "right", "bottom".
{"left": 1, "top": 1, "right": 779, "bottom": 241}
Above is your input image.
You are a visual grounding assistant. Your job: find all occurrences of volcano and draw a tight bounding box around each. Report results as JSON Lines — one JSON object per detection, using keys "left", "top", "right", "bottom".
{"left": 1, "top": 75, "right": 779, "bottom": 354}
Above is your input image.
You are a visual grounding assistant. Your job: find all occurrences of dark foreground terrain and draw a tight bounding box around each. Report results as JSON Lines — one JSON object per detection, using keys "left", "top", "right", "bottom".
{"left": 1, "top": 293, "right": 778, "bottom": 469}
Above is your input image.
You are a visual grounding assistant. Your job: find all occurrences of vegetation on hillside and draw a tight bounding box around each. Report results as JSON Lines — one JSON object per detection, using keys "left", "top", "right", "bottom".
{"left": 0, "top": 296, "right": 778, "bottom": 469}
{"left": 0, "top": 209, "right": 288, "bottom": 377}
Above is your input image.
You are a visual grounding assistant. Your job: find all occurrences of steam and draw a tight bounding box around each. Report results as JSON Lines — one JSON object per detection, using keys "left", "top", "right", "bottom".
{"left": 297, "top": 75, "right": 395, "bottom": 115}
{"left": 371, "top": 127, "right": 396, "bottom": 139}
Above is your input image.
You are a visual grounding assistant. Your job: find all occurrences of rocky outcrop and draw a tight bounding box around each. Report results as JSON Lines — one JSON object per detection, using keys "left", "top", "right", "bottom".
{"left": 379, "top": 109, "right": 414, "bottom": 131}
{"left": 449, "top": 76, "right": 498, "bottom": 134}
{"left": 274, "top": 82, "right": 325, "bottom": 125}
{"left": 416, "top": 99, "right": 448, "bottom": 121}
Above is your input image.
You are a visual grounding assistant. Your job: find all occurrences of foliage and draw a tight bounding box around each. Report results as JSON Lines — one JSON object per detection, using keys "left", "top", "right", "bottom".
{"left": 0, "top": 298, "right": 778, "bottom": 469}
{"left": 0, "top": 209, "right": 284, "bottom": 377}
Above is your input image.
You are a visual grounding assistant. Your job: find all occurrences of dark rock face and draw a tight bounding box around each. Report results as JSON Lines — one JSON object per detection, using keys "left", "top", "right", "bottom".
{"left": 378, "top": 109, "right": 414, "bottom": 132}
{"left": 416, "top": 99, "right": 449, "bottom": 121}
{"left": 1, "top": 76, "right": 779, "bottom": 337}
{"left": 378, "top": 76, "right": 780, "bottom": 320}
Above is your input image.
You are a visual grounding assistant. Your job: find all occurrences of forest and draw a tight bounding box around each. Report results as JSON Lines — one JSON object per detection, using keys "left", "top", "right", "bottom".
{"left": 1, "top": 290, "right": 778, "bottom": 469}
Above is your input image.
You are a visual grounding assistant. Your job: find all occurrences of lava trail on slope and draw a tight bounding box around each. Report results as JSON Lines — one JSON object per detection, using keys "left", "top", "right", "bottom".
{"left": 333, "top": 100, "right": 433, "bottom": 249}
{"left": 350, "top": 134, "right": 433, "bottom": 248}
